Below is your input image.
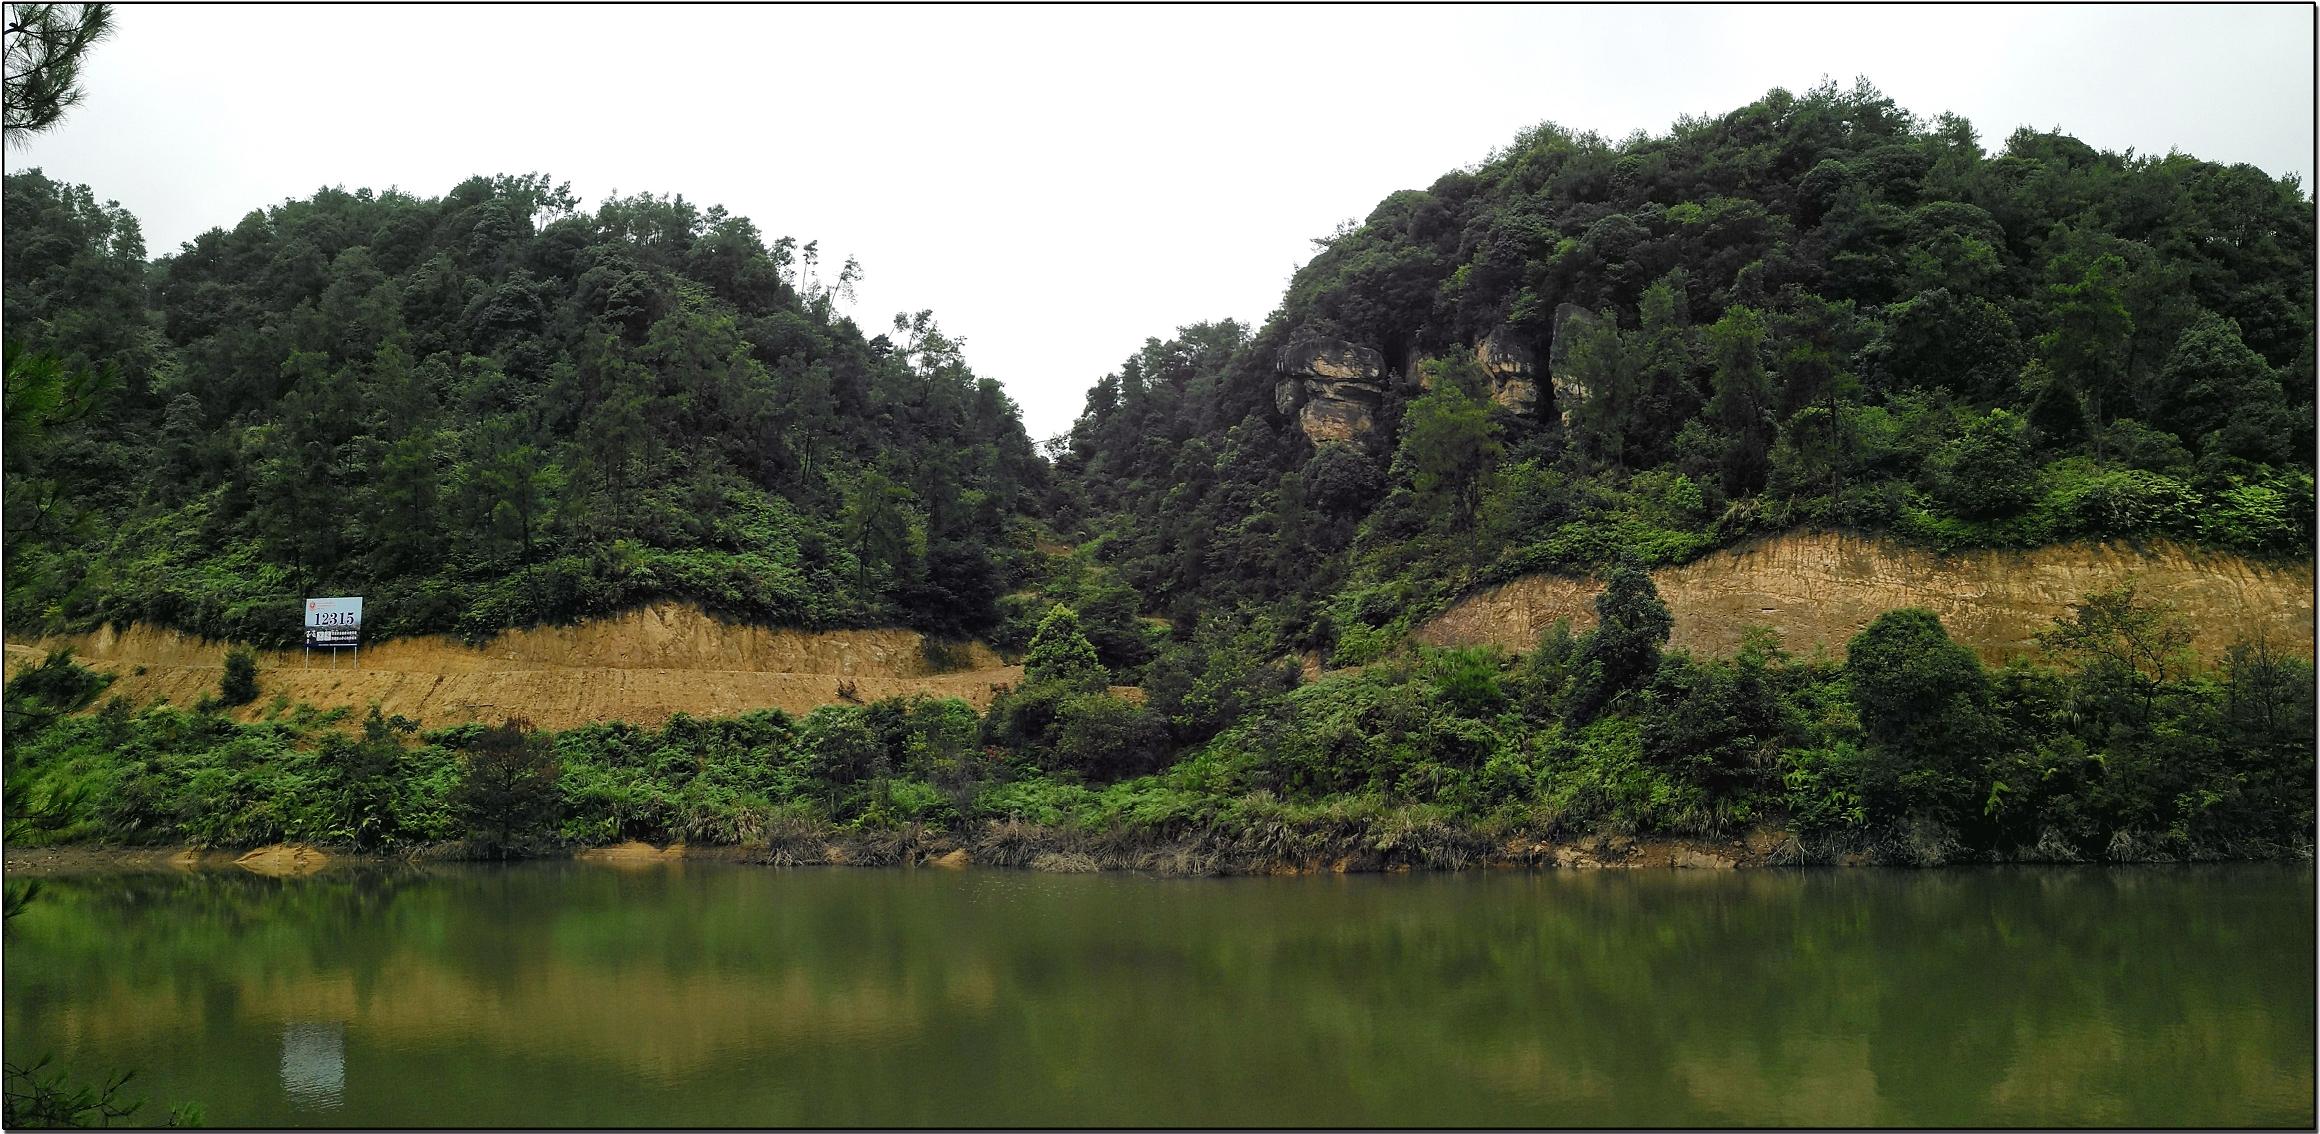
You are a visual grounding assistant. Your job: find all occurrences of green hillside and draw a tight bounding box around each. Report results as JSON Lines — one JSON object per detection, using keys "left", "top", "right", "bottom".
{"left": 1054, "top": 79, "right": 2313, "bottom": 653}
{"left": 4, "top": 170, "right": 1046, "bottom": 644}
{"left": 4, "top": 80, "right": 2311, "bottom": 865}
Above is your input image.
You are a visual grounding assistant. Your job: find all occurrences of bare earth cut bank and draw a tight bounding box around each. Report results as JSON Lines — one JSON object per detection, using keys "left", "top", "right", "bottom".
{"left": 8, "top": 536, "right": 2306, "bottom": 737}
{"left": 2, "top": 603, "right": 1030, "bottom": 730}
{"left": 1420, "top": 532, "right": 2315, "bottom": 666}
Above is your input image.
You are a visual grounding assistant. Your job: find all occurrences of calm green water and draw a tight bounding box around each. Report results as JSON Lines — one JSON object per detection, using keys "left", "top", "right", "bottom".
{"left": 3, "top": 862, "right": 2310, "bottom": 1127}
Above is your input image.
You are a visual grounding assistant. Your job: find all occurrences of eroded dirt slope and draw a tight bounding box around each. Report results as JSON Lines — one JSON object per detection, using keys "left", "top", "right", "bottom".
{"left": 1418, "top": 533, "right": 2314, "bottom": 665}
{"left": 3, "top": 604, "right": 1025, "bottom": 730}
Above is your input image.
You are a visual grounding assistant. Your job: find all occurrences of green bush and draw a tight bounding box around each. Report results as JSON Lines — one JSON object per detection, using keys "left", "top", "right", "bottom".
{"left": 1050, "top": 693, "right": 1167, "bottom": 781}
{"left": 2045, "top": 465, "right": 2198, "bottom": 538}
{"left": 450, "top": 721, "right": 563, "bottom": 857}
{"left": 1424, "top": 647, "right": 1509, "bottom": 717}
{"left": 219, "top": 647, "right": 260, "bottom": 707}
{"left": 2204, "top": 472, "right": 2311, "bottom": 553}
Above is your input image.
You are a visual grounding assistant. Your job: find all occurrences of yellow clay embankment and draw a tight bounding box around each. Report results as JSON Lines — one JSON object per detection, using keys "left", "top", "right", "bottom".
{"left": 1418, "top": 532, "right": 2313, "bottom": 666}
{"left": 3, "top": 603, "right": 1027, "bottom": 731}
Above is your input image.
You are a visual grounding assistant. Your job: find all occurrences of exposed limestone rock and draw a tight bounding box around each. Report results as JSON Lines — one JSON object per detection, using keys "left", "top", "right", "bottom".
{"left": 1275, "top": 337, "right": 1389, "bottom": 446}
{"left": 1299, "top": 394, "right": 1381, "bottom": 445}
{"left": 234, "top": 844, "right": 329, "bottom": 877}
{"left": 576, "top": 840, "right": 686, "bottom": 869}
{"left": 1547, "top": 303, "right": 1598, "bottom": 426}
{"left": 1551, "top": 846, "right": 1603, "bottom": 869}
{"left": 1278, "top": 337, "right": 1385, "bottom": 382}
{"left": 1417, "top": 531, "right": 2316, "bottom": 666}
{"left": 1475, "top": 327, "right": 1540, "bottom": 415}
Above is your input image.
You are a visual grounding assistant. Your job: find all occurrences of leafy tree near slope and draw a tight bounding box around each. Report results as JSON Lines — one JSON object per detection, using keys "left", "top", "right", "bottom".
{"left": 218, "top": 647, "right": 259, "bottom": 706}
{"left": 1924, "top": 409, "right": 2039, "bottom": 520}
{"left": 2031, "top": 254, "right": 2135, "bottom": 448}
{"left": 2155, "top": 310, "right": 2294, "bottom": 466}
{"left": 1392, "top": 355, "right": 1500, "bottom": 532}
{"left": 2034, "top": 584, "right": 2195, "bottom": 733}
{"left": 1565, "top": 560, "right": 1674, "bottom": 724}
{"left": 842, "top": 467, "right": 923, "bottom": 592}
{"left": 1703, "top": 305, "right": 1776, "bottom": 499}
{"left": 1022, "top": 604, "right": 1107, "bottom": 690}
{"left": 450, "top": 719, "right": 562, "bottom": 857}
{"left": 1845, "top": 608, "right": 1991, "bottom": 820}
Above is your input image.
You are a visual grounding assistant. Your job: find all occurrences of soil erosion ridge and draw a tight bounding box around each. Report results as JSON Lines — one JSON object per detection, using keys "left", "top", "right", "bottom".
{"left": 3, "top": 603, "right": 1027, "bottom": 730}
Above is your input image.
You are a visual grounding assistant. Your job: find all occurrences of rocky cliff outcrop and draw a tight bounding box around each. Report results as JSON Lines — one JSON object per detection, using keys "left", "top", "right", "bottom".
{"left": 1474, "top": 327, "right": 1540, "bottom": 415}
{"left": 1274, "top": 337, "right": 1389, "bottom": 446}
{"left": 1418, "top": 533, "right": 2315, "bottom": 665}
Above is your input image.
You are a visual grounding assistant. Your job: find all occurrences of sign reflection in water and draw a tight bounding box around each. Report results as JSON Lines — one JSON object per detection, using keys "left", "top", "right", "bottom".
{"left": 278, "top": 1021, "right": 344, "bottom": 1110}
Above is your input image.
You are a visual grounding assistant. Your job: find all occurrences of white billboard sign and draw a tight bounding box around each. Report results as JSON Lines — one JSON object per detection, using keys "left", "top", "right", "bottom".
{"left": 305, "top": 597, "right": 363, "bottom": 649}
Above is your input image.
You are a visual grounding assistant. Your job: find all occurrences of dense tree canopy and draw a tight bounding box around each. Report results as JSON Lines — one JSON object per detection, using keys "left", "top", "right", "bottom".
{"left": 3, "top": 170, "right": 1047, "bottom": 642}
{"left": 1054, "top": 79, "right": 2313, "bottom": 660}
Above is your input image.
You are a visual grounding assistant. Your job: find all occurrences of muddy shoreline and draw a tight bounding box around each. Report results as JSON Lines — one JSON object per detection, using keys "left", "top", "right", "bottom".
{"left": 4, "top": 829, "right": 1801, "bottom": 879}
{"left": 19, "top": 821, "right": 2295, "bottom": 879}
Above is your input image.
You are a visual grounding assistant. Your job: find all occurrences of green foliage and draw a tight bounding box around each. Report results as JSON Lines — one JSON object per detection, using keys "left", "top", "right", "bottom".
{"left": 3, "top": 648, "right": 108, "bottom": 727}
{"left": 1566, "top": 560, "right": 1674, "bottom": 723}
{"left": 1393, "top": 356, "right": 1501, "bottom": 528}
{"left": 0, "top": 1053, "right": 174, "bottom": 1130}
{"left": 1424, "top": 647, "right": 1508, "bottom": 718}
{"left": 2035, "top": 585, "right": 2195, "bottom": 732}
{"left": 0, "top": 585, "right": 2306, "bottom": 862}
{"left": 217, "top": 646, "right": 258, "bottom": 706}
{"left": 1926, "top": 409, "right": 2038, "bottom": 519}
{"left": 1142, "top": 613, "right": 1300, "bottom": 744}
{"left": 1048, "top": 692, "right": 1167, "bottom": 781}
{"left": 1641, "top": 635, "right": 1797, "bottom": 796}
{"left": 450, "top": 720, "right": 562, "bottom": 857}
{"left": 1845, "top": 609, "right": 1994, "bottom": 823}
{"left": 1049, "top": 82, "right": 2308, "bottom": 726}
{"left": 2, "top": 2, "right": 114, "bottom": 139}
{"left": 1022, "top": 604, "right": 1107, "bottom": 690}
{"left": 3, "top": 168, "right": 1048, "bottom": 646}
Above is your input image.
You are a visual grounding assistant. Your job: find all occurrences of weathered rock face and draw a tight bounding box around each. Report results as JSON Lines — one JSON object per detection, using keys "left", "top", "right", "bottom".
{"left": 1275, "top": 337, "right": 1389, "bottom": 446}
{"left": 1546, "top": 303, "right": 1598, "bottom": 427}
{"left": 1399, "top": 345, "right": 1425, "bottom": 388}
{"left": 1417, "top": 532, "right": 2316, "bottom": 666}
{"left": 1475, "top": 327, "right": 1540, "bottom": 415}
{"left": 1299, "top": 390, "right": 1383, "bottom": 445}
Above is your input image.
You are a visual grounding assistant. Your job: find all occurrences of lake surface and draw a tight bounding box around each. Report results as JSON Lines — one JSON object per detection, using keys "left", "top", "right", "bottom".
{"left": 3, "top": 862, "right": 2310, "bottom": 1127}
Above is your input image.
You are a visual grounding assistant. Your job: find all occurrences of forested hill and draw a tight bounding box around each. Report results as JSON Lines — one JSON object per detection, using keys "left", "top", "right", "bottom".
{"left": 3, "top": 170, "right": 1047, "bottom": 644}
{"left": 1053, "top": 80, "right": 2314, "bottom": 652}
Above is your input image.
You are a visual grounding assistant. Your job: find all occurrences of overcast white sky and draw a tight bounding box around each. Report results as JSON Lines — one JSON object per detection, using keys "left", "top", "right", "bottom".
{"left": 11, "top": 4, "right": 2313, "bottom": 440}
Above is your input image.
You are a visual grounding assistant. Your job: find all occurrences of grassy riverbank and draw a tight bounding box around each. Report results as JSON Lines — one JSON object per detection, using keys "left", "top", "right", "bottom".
{"left": 6, "top": 573, "right": 2310, "bottom": 873}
